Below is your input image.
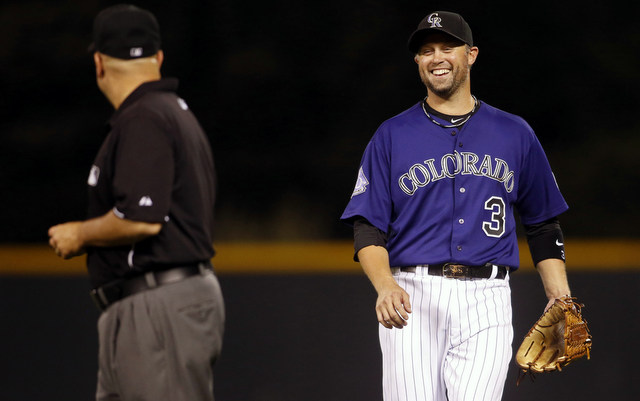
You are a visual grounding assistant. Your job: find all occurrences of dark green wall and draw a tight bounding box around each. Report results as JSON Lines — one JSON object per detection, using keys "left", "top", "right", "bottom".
{"left": 0, "top": 271, "right": 636, "bottom": 400}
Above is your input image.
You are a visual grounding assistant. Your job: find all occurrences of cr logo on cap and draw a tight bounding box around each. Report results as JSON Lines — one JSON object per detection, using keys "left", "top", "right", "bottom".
{"left": 427, "top": 13, "right": 442, "bottom": 28}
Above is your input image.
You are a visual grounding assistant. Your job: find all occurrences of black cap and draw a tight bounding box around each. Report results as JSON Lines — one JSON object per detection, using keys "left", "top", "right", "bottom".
{"left": 89, "top": 4, "right": 161, "bottom": 59}
{"left": 407, "top": 11, "right": 473, "bottom": 53}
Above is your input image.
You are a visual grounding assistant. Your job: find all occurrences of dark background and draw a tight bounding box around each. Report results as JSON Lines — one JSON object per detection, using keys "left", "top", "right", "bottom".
{"left": 2, "top": 0, "right": 639, "bottom": 243}
{"left": 1, "top": 1, "right": 639, "bottom": 400}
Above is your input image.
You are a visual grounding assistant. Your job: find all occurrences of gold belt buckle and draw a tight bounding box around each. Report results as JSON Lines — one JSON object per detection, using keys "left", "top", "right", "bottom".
{"left": 443, "top": 263, "right": 467, "bottom": 278}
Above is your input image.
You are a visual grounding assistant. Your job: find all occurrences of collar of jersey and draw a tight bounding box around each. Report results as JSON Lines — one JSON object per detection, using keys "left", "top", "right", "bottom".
{"left": 108, "top": 78, "right": 180, "bottom": 129}
{"left": 421, "top": 95, "right": 480, "bottom": 128}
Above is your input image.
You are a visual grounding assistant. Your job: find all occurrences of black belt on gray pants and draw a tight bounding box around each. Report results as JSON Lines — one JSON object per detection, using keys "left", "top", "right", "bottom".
{"left": 396, "top": 263, "right": 509, "bottom": 280}
{"left": 90, "top": 262, "right": 212, "bottom": 311}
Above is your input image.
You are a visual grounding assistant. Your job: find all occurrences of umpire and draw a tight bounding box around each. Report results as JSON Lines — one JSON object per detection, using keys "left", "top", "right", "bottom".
{"left": 48, "top": 4, "right": 224, "bottom": 400}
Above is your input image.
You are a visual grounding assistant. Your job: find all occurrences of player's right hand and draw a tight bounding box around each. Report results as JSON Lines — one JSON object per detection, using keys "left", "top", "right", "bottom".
{"left": 375, "top": 282, "right": 412, "bottom": 329}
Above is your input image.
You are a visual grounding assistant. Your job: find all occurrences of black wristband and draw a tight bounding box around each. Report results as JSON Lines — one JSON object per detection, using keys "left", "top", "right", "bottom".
{"left": 524, "top": 218, "right": 565, "bottom": 266}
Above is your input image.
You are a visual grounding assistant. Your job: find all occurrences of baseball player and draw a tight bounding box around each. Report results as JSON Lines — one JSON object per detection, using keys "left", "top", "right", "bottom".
{"left": 47, "top": 5, "right": 224, "bottom": 401}
{"left": 341, "top": 11, "right": 572, "bottom": 401}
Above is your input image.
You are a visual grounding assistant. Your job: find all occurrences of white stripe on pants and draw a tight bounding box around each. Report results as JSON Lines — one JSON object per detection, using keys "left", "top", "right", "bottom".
{"left": 380, "top": 266, "right": 513, "bottom": 401}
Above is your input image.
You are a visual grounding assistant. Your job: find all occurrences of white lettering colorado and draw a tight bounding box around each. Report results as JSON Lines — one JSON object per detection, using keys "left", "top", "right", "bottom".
{"left": 398, "top": 151, "right": 515, "bottom": 195}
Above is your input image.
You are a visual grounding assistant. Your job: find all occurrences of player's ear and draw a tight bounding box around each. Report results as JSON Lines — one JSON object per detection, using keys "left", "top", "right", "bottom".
{"left": 414, "top": 54, "right": 419, "bottom": 64}
{"left": 468, "top": 46, "right": 479, "bottom": 67}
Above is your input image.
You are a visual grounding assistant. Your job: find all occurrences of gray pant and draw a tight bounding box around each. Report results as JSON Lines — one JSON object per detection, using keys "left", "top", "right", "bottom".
{"left": 96, "top": 270, "right": 225, "bottom": 401}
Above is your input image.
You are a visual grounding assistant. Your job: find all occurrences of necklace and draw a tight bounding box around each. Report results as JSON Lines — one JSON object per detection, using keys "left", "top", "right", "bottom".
{"left": 421, "top": 95, "right": 478, "bottom": 128}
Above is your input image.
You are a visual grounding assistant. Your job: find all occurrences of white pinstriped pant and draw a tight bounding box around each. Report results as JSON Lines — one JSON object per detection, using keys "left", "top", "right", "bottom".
{"left": 380, "top": 266, "right": 513, "bottom": 401}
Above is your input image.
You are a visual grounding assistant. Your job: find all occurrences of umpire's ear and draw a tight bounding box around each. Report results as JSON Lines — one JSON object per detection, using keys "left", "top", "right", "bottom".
{"left": 154, "top": 50, "right": 164, "bottom": 69}
{"left": 93, "top": 52, "right": 105, "bottom": 79}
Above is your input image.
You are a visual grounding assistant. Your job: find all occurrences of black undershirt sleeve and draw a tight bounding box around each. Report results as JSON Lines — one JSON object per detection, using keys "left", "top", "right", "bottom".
{"left": 523, "top": 217, "right": 566, "bottom": 266}
{"left": 353, "top": 216, "right": 565, "bottom": 265}
{"left": 353, "top": 217, "right": 388, "bottom": 262}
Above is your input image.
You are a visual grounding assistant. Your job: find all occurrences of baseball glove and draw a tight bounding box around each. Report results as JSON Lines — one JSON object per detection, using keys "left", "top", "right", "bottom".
{"left": 515, "top": 296, "right": 592, "bottom": 383}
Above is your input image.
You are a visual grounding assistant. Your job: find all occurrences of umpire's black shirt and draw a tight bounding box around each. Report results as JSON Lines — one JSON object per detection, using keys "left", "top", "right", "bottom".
{"left": 86, "top": 78, "right": 216, "bottom": 288}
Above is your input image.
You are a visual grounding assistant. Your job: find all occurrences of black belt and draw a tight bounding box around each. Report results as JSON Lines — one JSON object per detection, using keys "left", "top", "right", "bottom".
{"left": 90, "top": 262, "right": 212, "bottom": 311}
{"left": 397, "top": 263, "right": 509, "bottom": 280}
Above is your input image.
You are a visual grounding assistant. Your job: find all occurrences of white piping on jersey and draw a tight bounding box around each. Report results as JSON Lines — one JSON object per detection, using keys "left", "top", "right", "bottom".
{"left": 421, "top": 95, "right": 478, "bottom": 128}
{"left": 112, "top": 207, "right": 125, "bottom": 219}
{"left": 398, "top": 150, "right": 515, "bottom": 196}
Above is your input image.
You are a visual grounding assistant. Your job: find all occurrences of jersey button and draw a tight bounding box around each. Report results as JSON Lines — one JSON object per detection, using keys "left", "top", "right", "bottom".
{"left": 451, "top": 131, "right": 457, "bottom": 136}
{"left": 458, "top": 219, "right": 464, "bottom": 224}
{"left": 457, "top": 246, "right": 463, "bottom": 251}
{"left": 459, "top": 142, "right": 463, "bottom": 147}
{"left": 459, "top": 187, "right": 466, "bottom": 193}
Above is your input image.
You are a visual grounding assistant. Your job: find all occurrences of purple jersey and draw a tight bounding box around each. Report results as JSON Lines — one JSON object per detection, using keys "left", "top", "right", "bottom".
{"left": 341, "top": 101, "right": 568, "bottom": 270}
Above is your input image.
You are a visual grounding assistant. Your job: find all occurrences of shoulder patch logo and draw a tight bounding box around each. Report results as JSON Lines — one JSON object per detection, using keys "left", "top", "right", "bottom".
{"left": 138, "top": 196, "right": 154, "bottom": 207}
{"left": 177, "top": 98, "right": 189, "bottom": 110}
{"left": 88, "top": 165, "right": 100, "bottom": 187}
{"left": 351, "top": 167, "right": 369, "bottom": 198}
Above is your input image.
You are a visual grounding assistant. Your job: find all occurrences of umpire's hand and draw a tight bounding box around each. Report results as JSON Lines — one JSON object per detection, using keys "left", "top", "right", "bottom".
{"left": 48, "top": 221, "right": 86, "bottom": 259}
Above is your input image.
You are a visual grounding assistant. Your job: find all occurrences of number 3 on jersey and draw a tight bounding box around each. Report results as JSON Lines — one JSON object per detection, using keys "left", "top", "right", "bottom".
{"left": 483, "top": 196, "right": 506, "bottom": 238}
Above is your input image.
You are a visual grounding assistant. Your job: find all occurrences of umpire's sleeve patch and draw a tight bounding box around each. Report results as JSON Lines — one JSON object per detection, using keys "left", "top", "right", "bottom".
{"left": 351, "top": 167, "right": 369, "bottom": 198}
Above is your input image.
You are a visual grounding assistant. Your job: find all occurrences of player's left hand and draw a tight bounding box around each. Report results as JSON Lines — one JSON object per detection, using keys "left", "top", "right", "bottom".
{"left": 515, "top": 296, "right": 592, "bottom": 381}
{"left": 48, "top": 222, "right": 86, "bottom": 259}
{"left": 544, "top": 293, "right": 570, "bottom": 312}
{"left": 544, "top": 298, "right": 557, "bottom": 312}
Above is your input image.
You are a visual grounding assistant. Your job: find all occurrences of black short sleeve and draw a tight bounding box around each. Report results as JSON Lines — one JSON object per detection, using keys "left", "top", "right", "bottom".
{"left": 353, "top": 217, "right": 388, "bottom": 261}
{"left": 113, "top": 112, "right": 174, "bottom": 223}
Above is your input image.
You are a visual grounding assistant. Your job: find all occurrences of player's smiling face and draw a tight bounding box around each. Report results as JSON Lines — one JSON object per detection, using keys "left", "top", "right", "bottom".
{"left": 414, "top": 33, "right": 478, "bottom": 99}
